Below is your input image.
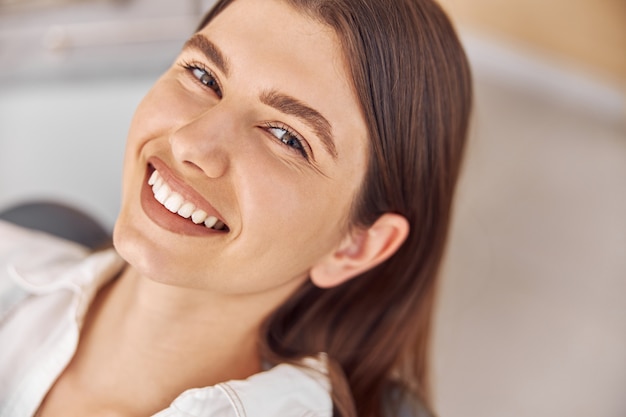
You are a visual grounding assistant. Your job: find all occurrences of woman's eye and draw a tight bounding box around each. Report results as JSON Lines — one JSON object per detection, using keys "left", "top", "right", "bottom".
{"left": 267, "top": 126, "right": 308, "bottom": 159}
{"left": 184, "top": 63, "right": 222, "bottom": 98}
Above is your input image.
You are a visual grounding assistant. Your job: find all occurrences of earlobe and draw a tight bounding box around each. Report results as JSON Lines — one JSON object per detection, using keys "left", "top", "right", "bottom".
{"left": 310, "top": 213, "right": 409, "bottom": 288}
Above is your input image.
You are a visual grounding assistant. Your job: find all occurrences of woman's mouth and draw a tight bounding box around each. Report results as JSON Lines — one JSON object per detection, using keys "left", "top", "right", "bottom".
{"left": 148, "top": 169, "right": 228, "bottom": 231}
{"left": 140, "top": 161, "right": 230, "bottom": 236}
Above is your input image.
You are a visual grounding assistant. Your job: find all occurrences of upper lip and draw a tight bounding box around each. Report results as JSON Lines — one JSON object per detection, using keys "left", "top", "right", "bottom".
{"left": 147, "top": 157, "right": 229, "bottom": 229}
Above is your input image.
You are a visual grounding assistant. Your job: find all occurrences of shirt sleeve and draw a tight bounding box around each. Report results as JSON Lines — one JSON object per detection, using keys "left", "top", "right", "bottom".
{"left": 151, "top": 387, "right": 239, "bottom": 417}
{"left": 152, "top": 359, "right": 332, "bottom": 417}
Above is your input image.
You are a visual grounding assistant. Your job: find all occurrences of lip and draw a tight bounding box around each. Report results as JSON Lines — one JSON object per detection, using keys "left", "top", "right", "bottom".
{"left": 140, "top": 157, "right": 229, "bottom": 236}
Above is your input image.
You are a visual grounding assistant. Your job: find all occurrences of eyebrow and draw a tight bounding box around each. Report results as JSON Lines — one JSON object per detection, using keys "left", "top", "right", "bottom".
{"left": 184, "top": 34, "right": 337, "bottom": 159}
{"left": 183, "top": 34, "right": 230, "bottom": 76}
{"left": 261, "top": 90, "right": 337, "bottom": 159}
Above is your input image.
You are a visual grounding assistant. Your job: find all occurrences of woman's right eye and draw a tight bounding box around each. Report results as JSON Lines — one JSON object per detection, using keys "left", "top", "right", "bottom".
{"left": 182, "top": 62, "right": 223, "bottom": 98}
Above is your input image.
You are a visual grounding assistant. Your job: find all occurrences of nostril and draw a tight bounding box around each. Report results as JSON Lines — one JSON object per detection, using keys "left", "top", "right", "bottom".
{"left": 183, "top": 160, "right": 204, "bottom": 172}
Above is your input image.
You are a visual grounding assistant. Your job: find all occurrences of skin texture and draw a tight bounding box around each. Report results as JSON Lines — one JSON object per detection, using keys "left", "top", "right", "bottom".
{"left": 36, "top": 1, "right": 407, "bottom": 415}
{"left": 115, "top": 0, "right": 369, "bottom": 295}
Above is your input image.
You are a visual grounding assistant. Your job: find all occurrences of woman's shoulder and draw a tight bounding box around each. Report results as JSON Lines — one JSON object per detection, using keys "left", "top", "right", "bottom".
{"left": 155, "top": 356, "right": 332, "bottom": 417}
{"left": 0, "top": 221, "right": 124, "bottom": 414}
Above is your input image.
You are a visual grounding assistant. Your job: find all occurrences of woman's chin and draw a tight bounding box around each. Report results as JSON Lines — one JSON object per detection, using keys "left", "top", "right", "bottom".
{"left": 113, "top": 211, "right": 163, "bottom": 278}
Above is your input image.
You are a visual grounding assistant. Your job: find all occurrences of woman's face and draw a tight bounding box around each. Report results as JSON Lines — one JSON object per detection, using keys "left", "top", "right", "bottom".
{"left": 114, "top": 0, "right": 369, "bottom": 296}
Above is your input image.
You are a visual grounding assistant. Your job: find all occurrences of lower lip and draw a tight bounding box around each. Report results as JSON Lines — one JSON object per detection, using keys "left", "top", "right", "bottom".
{"left": 140, "top": 168, "right": 225, "bottom": 237}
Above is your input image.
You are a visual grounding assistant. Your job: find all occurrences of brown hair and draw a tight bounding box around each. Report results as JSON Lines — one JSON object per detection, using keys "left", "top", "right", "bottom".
{"left": 198, "top": 1, "right": 472, "bottom": 416}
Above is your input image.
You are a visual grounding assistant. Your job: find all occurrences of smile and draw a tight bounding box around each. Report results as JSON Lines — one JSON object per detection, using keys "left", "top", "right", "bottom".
{"left": 148, "top": 169, "right": 229, "bottom": 231}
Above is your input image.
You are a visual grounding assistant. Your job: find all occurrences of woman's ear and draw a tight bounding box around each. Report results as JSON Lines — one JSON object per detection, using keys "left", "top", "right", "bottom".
{"left": 310, "top": 213, "right": 409, "bottom": 288}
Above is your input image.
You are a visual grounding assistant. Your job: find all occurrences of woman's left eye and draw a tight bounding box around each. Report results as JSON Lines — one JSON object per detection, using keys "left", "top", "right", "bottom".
{"left": 265, "top": 124, "right": 309, "bottom": 159}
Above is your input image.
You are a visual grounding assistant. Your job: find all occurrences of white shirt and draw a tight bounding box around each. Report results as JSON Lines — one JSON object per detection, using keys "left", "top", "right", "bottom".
{"left": 0, "top": 220, "right": 332, "bottom": 417}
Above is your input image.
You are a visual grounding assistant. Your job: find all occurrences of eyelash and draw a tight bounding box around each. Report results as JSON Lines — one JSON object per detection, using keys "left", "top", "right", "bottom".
{"left": 181, "top": 60, "right": 222, "bottom": 98}
{"left": 181, "top": 60, "right": 310, "bottom": 160}
{"left": 263, "top": 122, "right": 309, "bottom": 159}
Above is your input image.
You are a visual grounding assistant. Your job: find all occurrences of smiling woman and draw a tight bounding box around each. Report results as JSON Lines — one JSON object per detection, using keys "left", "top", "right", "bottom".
{"left": 0, "top": 0, "right": 471, "bottom": 417}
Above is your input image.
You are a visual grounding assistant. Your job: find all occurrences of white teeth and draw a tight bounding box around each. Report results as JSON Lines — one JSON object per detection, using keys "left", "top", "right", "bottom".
{"left": 191, "top": 209, "right": 208, "bottom": 224}
{"left": 155, "top": 184, "right": 170, "bottom": 204}
{"left": 177, "top": 202, "right": 195, "bottom": 219}
{"left": 164, "top": 193, "right": 184, "bottom": 213}
{"left": 148, "top": 170, "right": 158, "bottom": 186}
{"left": 149, "top": 168, "right": 226, "bottom": 231}
{"left": 204, "top": 216, "right": 218, "bottom": 228}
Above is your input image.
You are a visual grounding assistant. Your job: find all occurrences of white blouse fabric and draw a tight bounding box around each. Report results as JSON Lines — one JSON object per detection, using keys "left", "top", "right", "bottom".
{"left": 0, "top": 220, "right": 332, "bottom": 417}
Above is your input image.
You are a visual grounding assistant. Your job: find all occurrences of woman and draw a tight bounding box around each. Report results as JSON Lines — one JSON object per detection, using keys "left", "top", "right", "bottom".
{"left": 0, "top": 0, "right": 471, "bottom": 416}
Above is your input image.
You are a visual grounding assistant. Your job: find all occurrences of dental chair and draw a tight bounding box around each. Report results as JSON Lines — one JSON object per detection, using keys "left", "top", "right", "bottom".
{"left": 0, "top": 200, "right": 111, "bottom": 250}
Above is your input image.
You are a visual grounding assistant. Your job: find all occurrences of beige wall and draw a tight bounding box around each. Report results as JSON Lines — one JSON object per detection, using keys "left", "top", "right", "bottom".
{"left": 432, "top": 2, "right": 626, "bottom": 417}
{"left": 438, "top": 0, "right": 626, "bottom": 85}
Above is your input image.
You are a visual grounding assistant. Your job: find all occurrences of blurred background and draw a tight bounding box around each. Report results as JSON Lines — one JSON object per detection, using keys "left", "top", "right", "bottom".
{"left": 0, "top": 1, "right": 624, "bottom": 416}
{"left": 433, "top": 2, "right": 625, "bottom": 417}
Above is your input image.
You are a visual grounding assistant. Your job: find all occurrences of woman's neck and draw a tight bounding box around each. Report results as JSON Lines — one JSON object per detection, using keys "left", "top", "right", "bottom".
{"left": 61, "top": 264, "right": 284, "bottom": 415}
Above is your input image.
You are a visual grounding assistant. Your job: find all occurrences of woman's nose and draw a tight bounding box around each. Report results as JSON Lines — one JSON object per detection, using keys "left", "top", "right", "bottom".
{"left": 169, "top": 105, "right": 239, "bottom": 179}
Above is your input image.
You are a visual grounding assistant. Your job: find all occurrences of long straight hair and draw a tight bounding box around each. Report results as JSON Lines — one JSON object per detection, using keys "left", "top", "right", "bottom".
{"left": 198, "top": 1, "right": 472, "bottom": 416}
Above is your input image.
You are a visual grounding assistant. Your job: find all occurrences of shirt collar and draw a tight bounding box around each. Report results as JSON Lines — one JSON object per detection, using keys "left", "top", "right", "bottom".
{"left": 7, "top": 247, "right": 126, "bottom": 323}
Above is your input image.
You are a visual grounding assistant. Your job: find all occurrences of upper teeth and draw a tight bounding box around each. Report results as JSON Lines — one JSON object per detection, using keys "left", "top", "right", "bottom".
{"left": 148, "top": 170, "right": 226, "bottom": 231}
